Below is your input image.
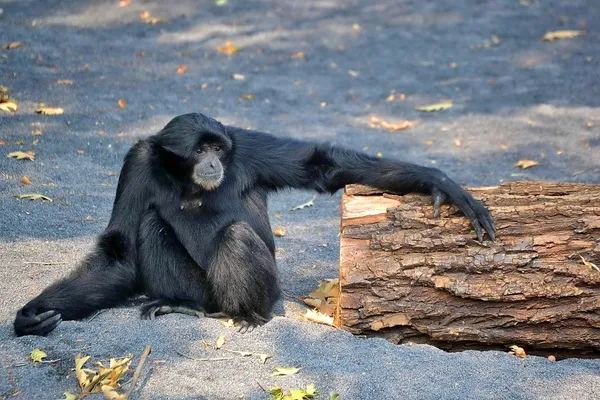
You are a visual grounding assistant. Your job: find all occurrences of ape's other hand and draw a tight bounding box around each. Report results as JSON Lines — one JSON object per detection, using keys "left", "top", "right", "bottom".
{"left": 14, "top": 307, "right": 62, "bottom": 337}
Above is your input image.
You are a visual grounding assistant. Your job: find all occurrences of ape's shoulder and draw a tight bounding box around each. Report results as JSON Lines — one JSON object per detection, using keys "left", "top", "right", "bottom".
{"left": 124, "top": 140, "right": 153, "bottom": 165}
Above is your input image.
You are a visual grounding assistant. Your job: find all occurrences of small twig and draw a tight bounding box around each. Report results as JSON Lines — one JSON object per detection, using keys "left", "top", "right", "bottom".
{"left": 255, "top": 379, "right": 268, "bottom": 393}
{"left": 23, "top": 261, "right": 68, "bottom": 265}
{"left": 87, "top": 309, "right": 106, "bottom": 322}
{"left": 175, "top": 350, "right": 234, "bottom": 361}
{"left": 126, "top": 345, "right": 152, "bottom": 398}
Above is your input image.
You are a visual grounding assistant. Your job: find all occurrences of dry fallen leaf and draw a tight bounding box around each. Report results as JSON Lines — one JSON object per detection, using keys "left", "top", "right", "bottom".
{"left": 239, "top": 93, "right": 255, "bottom": 100}
{"left": 14, "top": 193, "right": 53, "bottom": 202}
{"left": 0, "top": 139, "right": 6, "bottom": 145}
{"left": 514, "top": 159, "right": 539, "bottom": 169}
{"left": 140, "top": 11, "right": 167, "bottom": 24}
{"left": 216, "top": 41, "right": 240, "bottom": 55}
{"left": 177, "top": 65, "right": 188, "bottom": 74}
{"left": 453, "top": 139, "right": 462, "bottom": 147}
{"left": 215, "top": 336, "right": 226, "bottom": 349}
{"left": 7, "top": 151, "right": 35, "bottom": 161}
{"left": 271, "top": 366, "right": 301, "bottom": 376}
{"left": 273, "top": 227, "right": 286, "bottom": 237}
{"left": 303, "top": 309, "right": 334, "bottom": 326}
{"left": 119, "top": 0, "right": 131, "bottom": 6}
{"left": 21, "top": 176, "right": 32, "bottom": 185}
{"left": 548, "top": 355, "right": 557, "bottom": 362}
{"left": 416, "top": 102, "right": 453, "bottom": 112}
{"left": 369, "top": 116, "right": 417, "bottom": 132}
{"left": 84, "top": 215, "right": 94, "bottom": 221}
{"left": 5, "top": 41, "right": 22, "bottom": 49}
{"left": 509, "top": 345, "right": 527, "bottom": 359}
{"left": 117, "top": 99, "right": 127, "bottom": 108}
{"left": 56, "top": 79, "right": 73, "bottom": 85}
{"left": 290, "top": 51, "right": 305, "bottom": 59}
{"left": 36, "top": 107, "right": 64, "bottom": 115}
{"left": 232, "top": 73, "right": 245, "bottom": 80}
{"left": 0, "top": 101, "right": 18, "bottom": 113}
{"left": 30, "top": 348, "right": 47, "bottom": 362}
{"left": 542, "top": 30, "right": 583, "bottom": 41}
{"left": 347, "top": 69, "right": 359, "bottom": 77}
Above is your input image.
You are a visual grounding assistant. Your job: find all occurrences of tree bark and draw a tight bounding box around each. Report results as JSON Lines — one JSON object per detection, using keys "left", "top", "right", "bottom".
{"left": 338, "top": 182, "right": 600, "bottom": 352}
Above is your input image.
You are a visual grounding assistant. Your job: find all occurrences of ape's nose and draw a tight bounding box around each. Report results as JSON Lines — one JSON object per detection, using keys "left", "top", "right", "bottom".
{"left": 210, "top": 161, "right": 215, "bottom": 169}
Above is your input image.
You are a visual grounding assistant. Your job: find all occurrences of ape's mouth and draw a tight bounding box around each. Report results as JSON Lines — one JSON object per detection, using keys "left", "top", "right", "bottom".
{"left": 198, "top": 173, "right": 221, "bottom": 180}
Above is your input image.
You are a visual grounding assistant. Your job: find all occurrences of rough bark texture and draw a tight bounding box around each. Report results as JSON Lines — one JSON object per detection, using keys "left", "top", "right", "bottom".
{"left": 339, "top": 182, "right": 600, "bottom": 352}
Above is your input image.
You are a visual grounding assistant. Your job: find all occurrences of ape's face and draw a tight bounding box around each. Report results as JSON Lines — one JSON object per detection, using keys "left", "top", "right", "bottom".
{"left": 192, "top": 141, "right": 227, "bottom": 190}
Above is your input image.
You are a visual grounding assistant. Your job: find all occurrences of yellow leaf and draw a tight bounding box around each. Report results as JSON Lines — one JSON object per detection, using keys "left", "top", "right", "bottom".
{"left": 542, "top": 30, "right": 582, "bottom": 41}
{"left": 177, "top": 65, "right": 188, "bottom": 74}
{"left": 36, "top": 107, "right": 64, "bottom": 115}
{"left": 509, "top": 345, "right": 527, "bottom": 359}
{"left": 239, "top": 93, "right": 255, "bottom": 100}
{"left": 101, "top": 385, "right": 127, "bottom": 400}
{"left": 453, "top": 139, "right": 462, "bottom": 147}
{"left": 216, "top": 41, "right": 240, "bottom": 55}
{"left": 60, "top": 392, "right": 77, "bottom": 400}
{"left": 21, "top": 176, "right": 32, "bottom": 185}
{"left": 5, "top": 41, "right": 22, "bottom": 49}
{"left": 15, "top": 193, "right": 53, "bottom": 202}
{"left": 303, "top": 309, "right": 334, "bottom": 326}
{"left": 215, "top": 335, "right": 226, "bottom": 349}
{"left": 271, "top": 366, "right": 301, "bottom": 376}
{"left": 0, "top": 101, "right": 18, "bottom": 112}
{"left": 30, "top": 348, "right": 47, "bottom": 362}
{"left": 273, "top": 227, "right": 286, "bottom": 237}
{"left": 7, "top": 151, "right": 35, "bottom": 160}
{"left": 514, "top": 159, "right": 539, "bottom": 169}
{"left": 416, "top": 102, "right": 453, "bottom": 112}
{"left": 117, "top": 99, "right": 127, "bottom": 108}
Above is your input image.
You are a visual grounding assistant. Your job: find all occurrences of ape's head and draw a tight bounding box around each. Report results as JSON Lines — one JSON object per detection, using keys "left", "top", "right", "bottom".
{"left": 155, "top": 113, "right": 233, "bottom": 191}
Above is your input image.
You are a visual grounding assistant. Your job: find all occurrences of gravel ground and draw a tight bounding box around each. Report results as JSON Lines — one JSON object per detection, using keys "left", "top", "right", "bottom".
{"left": 1, "top": 0, "right": 599, "bottom": 399}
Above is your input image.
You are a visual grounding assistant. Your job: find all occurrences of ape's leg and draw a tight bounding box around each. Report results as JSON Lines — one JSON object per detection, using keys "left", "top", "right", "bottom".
{"left": 14, "top": 231, "right": 138, "bottom": 336}
{"left": 137, "top": 209, "right": 210, "bottom": 320}
{"left": 207, "top": 221, "right": 281, "bottom": 332}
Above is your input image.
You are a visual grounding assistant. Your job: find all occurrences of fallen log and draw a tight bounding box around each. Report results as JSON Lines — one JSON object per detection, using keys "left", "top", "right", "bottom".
{"left": 338, "top": 181, "right": 600, "bottom": 352}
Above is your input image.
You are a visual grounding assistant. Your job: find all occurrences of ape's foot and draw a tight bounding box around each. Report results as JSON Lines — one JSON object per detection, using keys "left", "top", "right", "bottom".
{"left": 140, "top": 299, "right": 205, "bottom": 320}
{"left": 203, "top": 311, "right": 264, "bottom": 333}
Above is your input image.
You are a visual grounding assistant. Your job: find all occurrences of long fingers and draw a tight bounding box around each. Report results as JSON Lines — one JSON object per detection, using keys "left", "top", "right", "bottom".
{"left": 20, "top": 312, "right": 62, "bottom": 336}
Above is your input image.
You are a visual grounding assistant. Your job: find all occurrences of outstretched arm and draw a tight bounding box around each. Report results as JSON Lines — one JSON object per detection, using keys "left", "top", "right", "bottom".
{"left": 14, "top": 143, "right": 152, "bottom": 336}
{"left": 231, "top": 128, "right": 495, "bottom": 241}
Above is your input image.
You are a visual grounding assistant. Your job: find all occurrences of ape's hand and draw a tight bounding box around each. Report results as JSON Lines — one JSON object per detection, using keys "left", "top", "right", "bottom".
{"left": 430, "top": 174, "right": 495, "bottom": 242}
{"left": 14, "top": 307, "right": 62, "bottom": 337}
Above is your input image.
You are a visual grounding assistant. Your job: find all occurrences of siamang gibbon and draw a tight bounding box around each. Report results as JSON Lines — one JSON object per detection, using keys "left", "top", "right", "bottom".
{"left": 14, "top": 113, "right": 495, "bottom": 336}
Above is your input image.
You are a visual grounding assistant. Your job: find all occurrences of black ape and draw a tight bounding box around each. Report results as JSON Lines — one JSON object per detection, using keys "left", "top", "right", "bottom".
{"left": 14, "top": 113, "right": 495, "bottom": 336}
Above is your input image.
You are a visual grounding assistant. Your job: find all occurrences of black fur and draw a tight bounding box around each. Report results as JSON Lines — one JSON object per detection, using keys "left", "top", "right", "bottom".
{"left": 14, "top": 112, "right": 495, "bottom": 336}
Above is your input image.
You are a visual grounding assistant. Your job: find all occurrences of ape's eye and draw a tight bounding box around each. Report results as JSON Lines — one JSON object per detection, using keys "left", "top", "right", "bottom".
{"left": 214, "top": 146, "right": 222, "bottom": 152}
{"left": 196, "top": 148, "right": 204, "bottom": 154}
